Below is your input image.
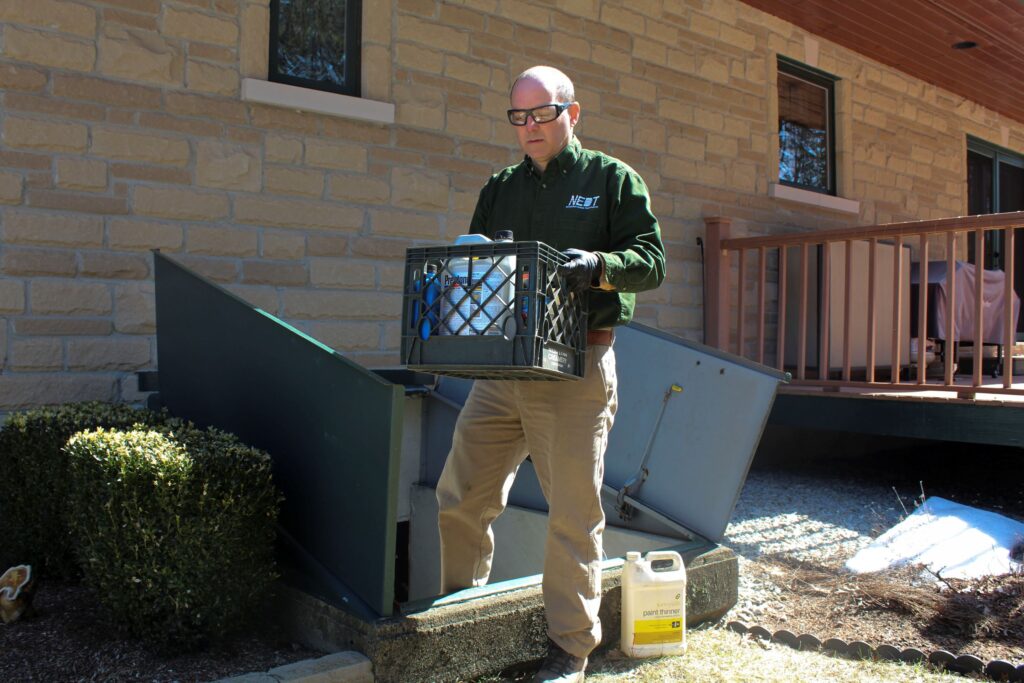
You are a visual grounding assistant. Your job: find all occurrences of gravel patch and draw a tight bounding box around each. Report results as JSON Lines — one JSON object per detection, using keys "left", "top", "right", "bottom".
{"left": 723, "top": 468, "right": 906, "bottom": 624}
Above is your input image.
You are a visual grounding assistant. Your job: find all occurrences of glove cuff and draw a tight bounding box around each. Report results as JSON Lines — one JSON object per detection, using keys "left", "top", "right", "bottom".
{"left": 591, "top": 254, "right": 606, "bottom": 288}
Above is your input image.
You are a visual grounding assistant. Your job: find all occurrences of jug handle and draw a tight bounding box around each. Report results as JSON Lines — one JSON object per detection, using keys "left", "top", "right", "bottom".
{"left": 644, "top": 551, "right": 683, "bottom": 571}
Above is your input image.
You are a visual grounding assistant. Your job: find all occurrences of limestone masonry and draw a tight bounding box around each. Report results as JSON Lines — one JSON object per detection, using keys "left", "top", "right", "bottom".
{"left": 0, "top": 0, "right": 1020, "bottom": 410}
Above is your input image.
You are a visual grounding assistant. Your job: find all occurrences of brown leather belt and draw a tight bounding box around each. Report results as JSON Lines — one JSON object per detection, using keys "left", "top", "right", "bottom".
{"left": 587, "top": 328, "right": 614, "bottom": 346}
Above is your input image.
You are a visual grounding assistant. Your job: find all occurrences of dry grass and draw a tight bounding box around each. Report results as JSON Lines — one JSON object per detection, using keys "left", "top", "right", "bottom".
{"left": 584, "top": 626, "right": 964, "bottom": 682}
{"left": 483, "top": 626, "right": 964, "bottom": 683}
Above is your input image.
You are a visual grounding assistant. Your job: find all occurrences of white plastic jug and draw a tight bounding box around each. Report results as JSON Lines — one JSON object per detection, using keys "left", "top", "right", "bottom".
{"left": 495, "top": 230, "right": 517, "bottom": 335}
{"left": 620, "top": 550, "right": 687, "bottom": 658}
{"left": 440, "top": 233, "right": 515, "bottom": 336}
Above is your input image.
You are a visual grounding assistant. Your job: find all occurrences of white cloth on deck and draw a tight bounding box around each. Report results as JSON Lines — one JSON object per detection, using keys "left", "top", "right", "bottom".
{"left": 914, "top": 260, "right": 1020, "bottom": 344}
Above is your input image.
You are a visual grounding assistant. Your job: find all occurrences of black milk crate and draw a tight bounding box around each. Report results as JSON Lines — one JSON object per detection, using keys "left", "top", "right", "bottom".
{"left": 401, "top": 240, "right": 587, "bottom": 380}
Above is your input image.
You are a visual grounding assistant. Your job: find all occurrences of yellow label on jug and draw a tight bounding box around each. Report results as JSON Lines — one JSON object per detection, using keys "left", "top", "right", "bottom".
{"left": 632, "top": 618, "right": 683, "bottom": 645}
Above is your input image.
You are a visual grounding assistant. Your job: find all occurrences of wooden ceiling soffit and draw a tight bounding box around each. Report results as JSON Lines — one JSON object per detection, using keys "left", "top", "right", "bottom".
{"left": 740, "top": 0, "right": 1024, "bottom": 126}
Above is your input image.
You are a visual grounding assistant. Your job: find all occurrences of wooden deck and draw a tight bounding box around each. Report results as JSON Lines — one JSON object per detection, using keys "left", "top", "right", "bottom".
{"left": 781, "top": 372, "right": 1024, "bottom": 403}
{"left": 769, "top": 376, "right": 1024, "bottom": 447}
{"left": 703, "top": 213, "right": 1024, "bottom": 448}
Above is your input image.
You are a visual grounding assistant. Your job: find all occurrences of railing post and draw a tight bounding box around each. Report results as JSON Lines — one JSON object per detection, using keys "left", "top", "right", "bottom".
{"left": 704, "top": 216, "right": 732, "bottom": 351}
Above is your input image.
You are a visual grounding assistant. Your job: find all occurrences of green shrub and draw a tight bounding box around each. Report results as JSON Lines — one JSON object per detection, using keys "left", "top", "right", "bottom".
{"left": 65, "top": 424, "right": 281, "bottom": 649}
{"left": 0, "top": 402, "right": 168, "bottom": 578}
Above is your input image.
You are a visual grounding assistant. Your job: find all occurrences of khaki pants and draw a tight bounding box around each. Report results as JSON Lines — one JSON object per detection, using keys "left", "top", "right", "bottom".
{"left": 436, "top": 343, "right": 617, "bottom": 658}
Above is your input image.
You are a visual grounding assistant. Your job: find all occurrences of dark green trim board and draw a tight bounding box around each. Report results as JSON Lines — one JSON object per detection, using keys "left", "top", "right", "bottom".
{"left": 770, "top": 392, "right": 1024, "bottom": 447}
{"left": 153, "top": 252, "right": 403, "bottom": 617}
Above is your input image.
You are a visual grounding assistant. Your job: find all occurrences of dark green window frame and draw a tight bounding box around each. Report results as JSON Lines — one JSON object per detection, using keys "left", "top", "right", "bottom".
{"left": 269, "top": 0, "right": 361, "bottom": 97}
{"left": 777, "top": 57, "right": 837, "bottom": 196}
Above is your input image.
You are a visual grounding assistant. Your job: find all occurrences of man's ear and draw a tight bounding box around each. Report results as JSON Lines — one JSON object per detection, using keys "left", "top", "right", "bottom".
{"left": 569, "top": 102, "right": 581, "bottom": 126}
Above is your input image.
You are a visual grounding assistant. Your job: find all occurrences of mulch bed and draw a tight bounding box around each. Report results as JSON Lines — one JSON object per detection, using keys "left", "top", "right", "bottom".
{"left": 747, "top": 555, "right": 1024, "bottom": 666}
{"left": 0, "top": 580, "right": 323, "bottom": 682}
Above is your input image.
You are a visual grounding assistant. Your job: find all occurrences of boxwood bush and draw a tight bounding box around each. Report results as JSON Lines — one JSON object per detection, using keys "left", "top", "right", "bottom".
{"left": 65, "top": 424, "right": 281, "bottom": 649}
{"left": 0, "top": 402, "right": 168, "bottom": 578}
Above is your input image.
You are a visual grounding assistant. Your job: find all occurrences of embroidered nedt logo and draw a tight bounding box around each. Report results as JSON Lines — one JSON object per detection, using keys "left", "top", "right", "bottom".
{"left": 566, "top": 194, "right": 600, "bottom": 209}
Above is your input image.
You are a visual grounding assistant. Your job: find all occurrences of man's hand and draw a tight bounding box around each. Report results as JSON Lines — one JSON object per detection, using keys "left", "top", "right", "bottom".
{"left": 558, "top": 248, "right": 602, "bottom": 293}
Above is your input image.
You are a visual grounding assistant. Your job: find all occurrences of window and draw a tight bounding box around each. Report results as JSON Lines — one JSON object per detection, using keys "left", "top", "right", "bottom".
{"left": 967, "top": 138, "right": 1024, "bottom": 337}
{"left": 777, "top": 58, "right": 836, "bottom": 195}
{"left": 269, "top": 0, "right": 361, "bottom": 97}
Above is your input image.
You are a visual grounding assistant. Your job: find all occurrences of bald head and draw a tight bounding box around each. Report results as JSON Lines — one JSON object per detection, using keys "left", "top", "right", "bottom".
{"left": 510, "top": 66, "right": 575, "bottom": 103}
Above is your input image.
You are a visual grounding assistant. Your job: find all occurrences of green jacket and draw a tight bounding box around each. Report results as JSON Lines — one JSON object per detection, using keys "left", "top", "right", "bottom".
{"left": 469, "top": 137, "right": 666, "bottom": 330}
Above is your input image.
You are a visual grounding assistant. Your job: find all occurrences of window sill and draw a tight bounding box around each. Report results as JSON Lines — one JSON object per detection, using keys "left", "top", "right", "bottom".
{"left": 769, "top": 183, "right": 860, "bottom": 215}
{"left": 241, "top": 78, "right": 395, "bottom": 125}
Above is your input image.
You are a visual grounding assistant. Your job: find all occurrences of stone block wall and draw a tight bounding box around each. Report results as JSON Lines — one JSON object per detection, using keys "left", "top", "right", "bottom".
{"left": 0, "top": 0, "right": 1023, "bottom": 410}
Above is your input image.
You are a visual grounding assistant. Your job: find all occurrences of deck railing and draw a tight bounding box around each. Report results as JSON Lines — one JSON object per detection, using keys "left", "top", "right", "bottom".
{"left": 704, "top": 212, "right": 1024, "bottom": 397}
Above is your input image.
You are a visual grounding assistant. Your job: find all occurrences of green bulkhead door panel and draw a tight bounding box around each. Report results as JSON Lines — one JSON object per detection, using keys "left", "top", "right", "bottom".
{"left": 153, "top": 252, "right": 403, "bottom": 618}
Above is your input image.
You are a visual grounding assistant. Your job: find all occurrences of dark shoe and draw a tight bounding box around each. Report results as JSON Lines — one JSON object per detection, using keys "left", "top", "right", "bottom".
{"left": 533, "top": 639, "right": 587, "bottom": 682}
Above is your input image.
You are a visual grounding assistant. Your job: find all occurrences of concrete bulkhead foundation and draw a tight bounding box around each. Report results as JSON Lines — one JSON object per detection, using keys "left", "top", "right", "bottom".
{"left": 276, "top": 542, "right": 738, "bottom": 683}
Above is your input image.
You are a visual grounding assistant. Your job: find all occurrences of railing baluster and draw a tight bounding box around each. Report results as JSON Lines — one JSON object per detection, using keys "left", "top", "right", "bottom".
{"left": 945, "top": 232, "right": 957, "bottom": 387}
{"left": 799, "top": 243, "right": 808, "bottom": 381}
{"left": 821, "top": 242, "right": 831, "bottom": 381}
{"left": 892, "top": 235, "right": 903, "bottom": 384}
{"left": 712, "top": 211, "right": 1024, "bottom": 396}
{"left": 758, "top": 246, "right": 766, "bottom": 365}
{"left": 1004, "top": 227, "right": 1016, "bottom": 388}
{"left": 974, "top": 229, "right": 985, "bottom": 387}
{"left": 867, "top": 237, "right": 877, "bottom": 383}
{"left": 737, "top": 248, "right": 746, "bottom": 358}
{"left": 843, "top": 239, "right": 853, "bottom": 382}
{"left": 777, "top": 246, "right": 787, "bottom": 372}
{"left": 917, "top": 234, "right": 929, "bottom": 384}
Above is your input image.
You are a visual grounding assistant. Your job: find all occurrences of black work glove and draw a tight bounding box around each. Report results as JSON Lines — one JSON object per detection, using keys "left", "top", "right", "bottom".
{"left": 558, "top": 248, "right": 602, "bottom": 294}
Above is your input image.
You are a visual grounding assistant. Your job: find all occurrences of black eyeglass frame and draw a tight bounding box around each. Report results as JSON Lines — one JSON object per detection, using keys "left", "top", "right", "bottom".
{"left": 506, "top": 102, "right": 574, "bottom": 126}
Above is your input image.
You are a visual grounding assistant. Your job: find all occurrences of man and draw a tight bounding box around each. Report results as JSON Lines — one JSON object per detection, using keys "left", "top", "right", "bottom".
{"left": 436, "top": 66, "right": 665, "bottom": 683}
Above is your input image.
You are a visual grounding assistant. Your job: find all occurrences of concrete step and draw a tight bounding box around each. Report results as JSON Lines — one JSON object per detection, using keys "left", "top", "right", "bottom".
{"left": 274, "top": 542, "right": 738, "bottom": 683}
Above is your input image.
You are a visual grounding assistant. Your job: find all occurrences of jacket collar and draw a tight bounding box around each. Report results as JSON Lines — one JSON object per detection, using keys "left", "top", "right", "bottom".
{"left": 523, "top": 136, "right": 582, "bottom": 177}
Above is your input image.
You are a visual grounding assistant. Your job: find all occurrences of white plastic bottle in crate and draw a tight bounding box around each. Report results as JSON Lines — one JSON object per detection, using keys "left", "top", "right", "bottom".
{"left": 440, "top": 233, "right": 515, "bottom": 336}
{"left": 620, "top": 550, "right": 687, "bottom": 658}
{"left": 494, "top": 230, "right": 517, "bottom": 338}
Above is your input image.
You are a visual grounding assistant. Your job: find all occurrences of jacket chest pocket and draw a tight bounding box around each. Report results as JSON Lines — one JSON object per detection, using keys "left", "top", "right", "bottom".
{"left": 548, "top": 214, "right": 606, "bottom": 251}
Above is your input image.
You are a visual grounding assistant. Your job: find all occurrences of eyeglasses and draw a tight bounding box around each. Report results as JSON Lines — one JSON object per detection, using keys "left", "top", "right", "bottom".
{"left": 506, "top": 102, "right": 573, "bottom": 126}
